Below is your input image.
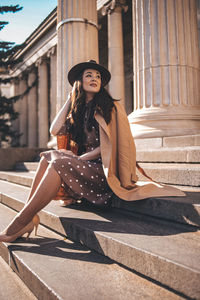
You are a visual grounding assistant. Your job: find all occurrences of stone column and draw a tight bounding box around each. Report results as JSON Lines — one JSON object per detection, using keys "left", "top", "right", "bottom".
{"left": 47, "top": 46, "right": 57, "bottom": 124}
{"left": 36, "top": 57, "right": 49, "bottom": 147}
{"left": 102, "top": 0, "right": 128, "bottom": 104}
{"left": 27, "top": 68, "right": 38, "bottom": 147}
{"left": 57, "top": 0, "right": 98, "bottom": 111}
{"left": 129, "top": 0, "right": 200, "bottom": 139}
{"left": 19, "top": 74, "right": 28, "bottom": 146}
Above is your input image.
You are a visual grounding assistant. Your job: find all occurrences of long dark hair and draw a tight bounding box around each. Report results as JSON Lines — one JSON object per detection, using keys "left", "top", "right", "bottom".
{"left": 66, "top": 74, "right": 115, "bottom": 153}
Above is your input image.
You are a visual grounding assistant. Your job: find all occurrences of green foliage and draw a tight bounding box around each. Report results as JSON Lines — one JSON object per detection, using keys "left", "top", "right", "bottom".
{"left": 0, "top": 4, "right": 23, "bottom": 147}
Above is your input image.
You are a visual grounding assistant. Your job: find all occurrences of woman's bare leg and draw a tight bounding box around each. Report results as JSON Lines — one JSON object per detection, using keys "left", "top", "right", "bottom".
{"left": 26, "top": 156, "right": 49, "bottom": 203}
{"left": 5, "top": 164, "right": 61, "bottom": 236}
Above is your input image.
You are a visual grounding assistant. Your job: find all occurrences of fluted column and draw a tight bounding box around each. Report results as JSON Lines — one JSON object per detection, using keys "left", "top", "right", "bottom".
{"left": 57, "top": 0, "right": 98, "bottom": 111}
{"left": 27, "top": 69, "right": 38, "bottom": 147}
{"left": 36, "top": 57, "right": 49, "bottom": 147}
{"left": 19, "top": 74, "right": 28, "bottom": 146}
{"left": 102, "top": 0, "right": 128, "bottom": 104}
{"left": 47, "top": 46, "right": 57, "bottom": 124}
{"left": 129, "top": 0, "right": 200, "bottom": 138}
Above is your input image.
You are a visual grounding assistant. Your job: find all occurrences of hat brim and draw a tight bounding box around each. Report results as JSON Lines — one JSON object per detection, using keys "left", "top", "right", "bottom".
{"left": 68, "top": 61, "right": 111, "bottom": 87}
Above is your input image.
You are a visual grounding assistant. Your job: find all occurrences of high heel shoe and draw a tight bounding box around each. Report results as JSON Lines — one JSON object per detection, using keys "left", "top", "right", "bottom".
{"left": 0, "top": 214, "right": 40, "bottom": 243}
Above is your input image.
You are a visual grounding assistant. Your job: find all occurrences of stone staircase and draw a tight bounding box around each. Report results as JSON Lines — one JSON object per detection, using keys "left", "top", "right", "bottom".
{"left": 0, "top": 147, "right": 200, "bottom": 299}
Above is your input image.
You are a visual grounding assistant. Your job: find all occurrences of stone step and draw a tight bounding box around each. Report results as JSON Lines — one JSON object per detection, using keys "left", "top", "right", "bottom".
{"left": 0, "top": 170, "right": 34, "bottom": 187}
{"left": 0, "top": 256, "right": 36, "bottom": 300}
{"left": 136, "top": 146, "right": 200, "bottom": 163}
{"left": 138, "top": 163, "right": 200, "bottom": 186}
{"left": 0, "top": 172, "right": 199, "bottom": 228}
{"left": 0, "top": 204, "right": 183, "bottom": 300}
{"left": 15, "top": 160, "right": 200, "bottom": 187}
{"left": 16, "top": 162, "right": 39, "bottom": 171}
{"left": 0, "top": 181, "right": 199, "bottom": 299}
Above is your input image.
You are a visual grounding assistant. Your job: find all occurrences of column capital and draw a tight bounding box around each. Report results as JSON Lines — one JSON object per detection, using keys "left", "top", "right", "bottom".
{"left": 47, "top": 46, "right": 56, "bottom": 58}
{"left": 102, "top": 0, "right": 128, "bottom": 15}
{"left": 19, "top": 72, "right": 28, "bottom": 81}
{"left": 35, "top": 56, "right": 48, "bottom": 67}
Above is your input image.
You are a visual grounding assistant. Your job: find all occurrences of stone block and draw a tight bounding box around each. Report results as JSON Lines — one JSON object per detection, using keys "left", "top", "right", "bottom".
{"left": 134, "top": 138, "right": 162, "bottom": 150}
{"left": 163, "top": 134, "right": 200, "bottom": 147}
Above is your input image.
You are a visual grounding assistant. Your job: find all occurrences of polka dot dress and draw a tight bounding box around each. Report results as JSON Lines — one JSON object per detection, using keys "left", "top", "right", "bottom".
{"left": 40, "top": 102, "right": 113, "bottom": 206}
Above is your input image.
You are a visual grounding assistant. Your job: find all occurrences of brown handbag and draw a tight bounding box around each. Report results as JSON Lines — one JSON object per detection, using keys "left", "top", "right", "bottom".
{"left": 54, "top": 133, "right": 78, "bottom": 200}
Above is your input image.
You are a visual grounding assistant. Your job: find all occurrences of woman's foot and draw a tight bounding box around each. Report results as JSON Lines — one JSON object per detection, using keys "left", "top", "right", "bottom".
{"left": 0, "top": 214, "right": 40, "bottom": 243}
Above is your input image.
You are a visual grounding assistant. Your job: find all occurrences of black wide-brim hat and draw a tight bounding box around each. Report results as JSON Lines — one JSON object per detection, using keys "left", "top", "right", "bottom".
{"left": 68, "top": 60, "right": 111, "bottom": 87}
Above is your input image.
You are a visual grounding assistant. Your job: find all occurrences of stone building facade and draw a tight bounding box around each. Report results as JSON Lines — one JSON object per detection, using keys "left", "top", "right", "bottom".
{"left": 9, "top": 0, "right": 200, "bottom": 149}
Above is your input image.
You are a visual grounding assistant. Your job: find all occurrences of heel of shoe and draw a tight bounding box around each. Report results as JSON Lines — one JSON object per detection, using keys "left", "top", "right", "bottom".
{"left": 26, "top": 228, "right": 33, "bottom": 240}
{"left": 33, "top": 215, "right": 40, "bottom": 236}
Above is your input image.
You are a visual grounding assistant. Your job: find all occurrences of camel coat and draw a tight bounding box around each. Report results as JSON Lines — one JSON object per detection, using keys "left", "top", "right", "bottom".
{"left": 95, "top": 101, "right": 185, "bottom": 201}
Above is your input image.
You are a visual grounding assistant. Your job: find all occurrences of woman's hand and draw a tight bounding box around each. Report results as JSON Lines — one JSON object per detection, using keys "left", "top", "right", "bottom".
{"left": 79, "top": 146, "right": 101, "bottom": 161}
{"left": 58, "top": 149, "right": 76, "bottom": 156}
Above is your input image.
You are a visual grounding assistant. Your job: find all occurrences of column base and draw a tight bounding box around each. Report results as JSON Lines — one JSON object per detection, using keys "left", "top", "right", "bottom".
{"left": 128, "top": 106, "right": 200, "bottom": 139}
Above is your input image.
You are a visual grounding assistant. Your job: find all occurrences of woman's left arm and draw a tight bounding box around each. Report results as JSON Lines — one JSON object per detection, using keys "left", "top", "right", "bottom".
{"left": 79, "top": 146, "right": 101, "bottom": 161}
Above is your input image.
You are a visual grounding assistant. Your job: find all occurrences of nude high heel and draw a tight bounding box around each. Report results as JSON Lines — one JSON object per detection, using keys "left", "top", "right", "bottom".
{"left": 0, "top": 214, "right": 40, "bottom": 243}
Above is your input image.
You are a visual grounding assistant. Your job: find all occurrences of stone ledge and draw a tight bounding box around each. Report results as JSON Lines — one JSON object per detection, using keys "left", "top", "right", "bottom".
{"left": 137, "top": 163, "right": 200, "bottom": 186}
{"left": 137, "top": 146, "right": 200, "bottom": 163}
{"left": 0, "top": 148, "right": 48, "bottom": 171}
{"left": 134, "top": 134, "right": 200, "bottom": 149}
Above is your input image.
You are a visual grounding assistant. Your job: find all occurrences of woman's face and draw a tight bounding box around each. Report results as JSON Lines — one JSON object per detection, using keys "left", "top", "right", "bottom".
{"left": 82, "top": 69, "right": 101, "bottom": 99}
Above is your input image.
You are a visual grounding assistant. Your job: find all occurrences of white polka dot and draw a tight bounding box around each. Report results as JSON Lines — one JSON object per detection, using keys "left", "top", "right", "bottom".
{"left": 54, "top": 161, "right": 56, "bottom": 164}
{"left": 105, "top": 201, "right": 107, "bottom": 204}
{"left": 91, "top": 190, "right": 94, "bottom": 193}
{"left": 89, "top": 165, "right": 91, "bottom": 167}
{"left": 80, "top": 185, "right": 82, "bottom": 187}
{"left": 70, "top": 186, "right": 72, "bottom": 188}
{"left": 101, "top": 179, "right": 104, "bottom": 181}
{"left": 92, "top": 200, "right": 95, "bottom": 203}
{"left": 70, "top": 168, "right": 73, "bottom": 171}
{"left": 65, "top": 174, "right": 67, "bottom": 176}
{"left": 91, "top": 176, "right": 94, "bottom": 179}
{"left": 68, "top": 162, "right": 71, "bottom": 165}
{"left": 62, "top": 165, "right": 64, "bottom": 167}
{"left": 61, "top": 183, "right": 64, "bottom": 187}
{"left": 58, "top": 171, "right": 61, "bottom": 174}
{"left": 81, "top": 193, "right": 83, "bottom": 196}
{"left": 70, "top": 179, "right": 72, "bottom": 182}
{"left": 96, "top": 175, "right": 98, "bottom": 178}
{"left": 77, "top": 165, "right": 80, "bottom": 168}
{"left": 96, "top": 138, "right": 98, "bottom": 141}
{"left": 83, "top": 166, "right": 86, "bottom": 169}
{"left": 76, "top": 179, "right": 78, "bottom": 182}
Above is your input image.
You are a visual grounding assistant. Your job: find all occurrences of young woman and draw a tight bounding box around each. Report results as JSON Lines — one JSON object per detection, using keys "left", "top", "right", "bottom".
{"left": 0, "top": 60, "right": 184, "bottom": 243}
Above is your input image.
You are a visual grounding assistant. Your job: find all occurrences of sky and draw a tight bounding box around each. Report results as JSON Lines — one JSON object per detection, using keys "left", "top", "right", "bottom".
{"left": 0, "top": 0, "right": 57, "bottom": 45}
